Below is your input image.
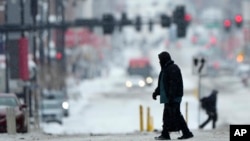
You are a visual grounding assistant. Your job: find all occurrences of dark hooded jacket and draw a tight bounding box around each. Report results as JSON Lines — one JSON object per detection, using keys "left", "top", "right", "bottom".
{"left": 153, "top": 51, "right": 184, "bottom": 104}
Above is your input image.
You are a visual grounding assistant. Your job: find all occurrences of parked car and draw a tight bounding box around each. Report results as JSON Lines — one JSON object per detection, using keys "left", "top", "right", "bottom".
{"left": 0, "top": 93, "right": 28, "bottom": 133}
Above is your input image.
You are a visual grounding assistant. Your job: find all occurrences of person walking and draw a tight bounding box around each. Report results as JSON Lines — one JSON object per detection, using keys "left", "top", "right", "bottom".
{"left": 199, "top": 89, "right": 218, "bottom": 129}
{"left": 152, "top": 51, "right": 193, "bottom": 140}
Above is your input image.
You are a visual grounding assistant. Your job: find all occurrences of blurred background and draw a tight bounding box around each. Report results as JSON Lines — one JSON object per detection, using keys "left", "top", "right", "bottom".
{"left": 0, "top": 0, "right": 250, "bottom": 135}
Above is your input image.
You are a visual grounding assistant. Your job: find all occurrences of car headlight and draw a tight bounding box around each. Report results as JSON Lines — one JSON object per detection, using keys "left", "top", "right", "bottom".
{"left": 138, "top": 80, "right": 145, "bottom": 87}
{"left": 146, "top": 77, "right": 153, "bottom": 84}
{"left": 62, "top": 101, "right": 69, "bottom": 110}
{"left": 125, "top": 81, "right": 133, "bottom": 88}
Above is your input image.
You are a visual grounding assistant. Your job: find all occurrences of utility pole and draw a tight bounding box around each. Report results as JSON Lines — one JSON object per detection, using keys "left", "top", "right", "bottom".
{"left": 4, "top": 0, "right": 9, "bottom": 93}
{"left": 30, "top": 0, "right": 39, "bottom": 129}
{"left": 192, "top": 56, "right": 207, "bottom": 128}
{"left": 55, "top": 0, "right": 66, "bottom": 89}
{"left": 47, "top": 0, "right": 51, "bottom": 65}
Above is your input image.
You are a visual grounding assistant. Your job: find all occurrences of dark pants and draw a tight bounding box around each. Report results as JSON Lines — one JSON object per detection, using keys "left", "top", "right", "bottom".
{"left": 161, "top": 103, "right": 191, "bottom": 137}
{"left": 199, "top": 112, "right": 217, "bottom": 129}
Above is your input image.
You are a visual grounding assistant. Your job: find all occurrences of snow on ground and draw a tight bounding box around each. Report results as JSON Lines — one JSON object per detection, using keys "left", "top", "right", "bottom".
{"left": 39, "top": 45, "right": 246, "bottom": 136}
{"left": 0, "top": 128, "right": 229, "bottom": 141}
{"left": 1, "top": 27, "right": 249, "bottom": 141}
{"left": 38, "top": 39, "right": 250, "bottom": 135}
{"left": 38, "top": 41, "right": 203, "bottom": 135}
{"left": 0, "top": 70, "right": 245, "bottom": 141}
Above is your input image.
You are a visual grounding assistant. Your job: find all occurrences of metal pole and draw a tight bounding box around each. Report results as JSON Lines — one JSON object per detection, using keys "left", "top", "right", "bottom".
{"left": 47, "top": 0, "right": 51, "bottom": 65}
{"left": 56, "top": 0, "right": 66, "bottom": 89}
{"left": 33, "top": 17, "right": 37, "bottom": 64}
{"left": 60, "top": 0, "right": 66, "bottom": 71}
{"left": 139, "top": 105, "right": 144, "bottom": 131}
{"left": 31, "top": 0, "right": 39, "bottom": 128}
{"left": 30, "top": 2, "right": 38, "bottom": 114}
{"left": 185, "top": 101, "right": 188, "bottom": 125}
{"left": 20, "top": 0, "right": 24, "bottom": 37}
{"left": 147, "top": 107, "right": 150, "bottom": 132}
{"left": 198, "top": 74, "right": 201, "bottom": 128}
{"left": 4, "top": 0, "right": 9, "bottom": 93}
{"left": 19, "top": 0, "right": 30, "bottom": 117}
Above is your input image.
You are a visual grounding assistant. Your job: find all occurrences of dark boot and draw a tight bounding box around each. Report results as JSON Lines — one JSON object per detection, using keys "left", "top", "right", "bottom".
{"left": 178, "top": 132, "right": 193, "bottom": 140}
{"left": 178, "top": 116, "right": 193, "bottom": 139}
{"left": 155, "top": 135, "right": 171, "bottom": 140}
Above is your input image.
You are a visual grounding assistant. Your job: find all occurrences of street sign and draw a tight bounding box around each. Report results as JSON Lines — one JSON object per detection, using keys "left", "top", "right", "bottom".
{"left": 192, "top": 55, "right": 207, "bottom": 76}
{"left": 192, "top": 55, "right": 207, "bottom": 128}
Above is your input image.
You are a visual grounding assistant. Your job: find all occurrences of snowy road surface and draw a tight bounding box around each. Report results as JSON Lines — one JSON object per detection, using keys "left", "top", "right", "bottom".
{"left": 1, "top": 74, "right": 248, "bottom": 141}
{"left": 1, "top": 48, "right": 250, "bottom": 140}
{"left": 0, "top": 127, "right": 229, "bottom": 141}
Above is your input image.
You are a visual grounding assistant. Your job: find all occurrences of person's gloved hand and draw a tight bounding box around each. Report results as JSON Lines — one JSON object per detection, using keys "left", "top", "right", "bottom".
{"left": 152, "top": 92, "right": 157, "bottom": 100}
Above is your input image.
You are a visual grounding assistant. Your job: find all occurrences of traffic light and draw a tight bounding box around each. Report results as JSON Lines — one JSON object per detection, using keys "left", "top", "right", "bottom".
{"left": 119, "top": 12, "right": 132, "bottom": 32}
{"left": 234, "top": 14, "right": 243, "bottom": 28}
{"left": 223, "top": 19, "right": 231, "bottom": 31}
{"left": 135, "top": 16, "right": 142, "bottom": 32}
{"left": 56, "top": 52, "right": 63, "bottom": 60}
{"left": 236, "top": 52, "right": 244, "bottom": 63}
{"left": 176, "top": 20, "right": 187, "bottom": 38}
{"left": 185, "top": 13, "right": 192, "bottom": 25}
{"left": 160, "top": 14, "right": 171, "bottom": 28}
{"left": 119, "top": 12, "right": 127, "bottom": 32}
{"left": 173, "top": 5, "right": 188, "bottom": 38}
{"left": 173, "top": 5, "right": 185, "bottom": 24}
{"left": 102, "top": 14, "right": 115, "bottom": 34}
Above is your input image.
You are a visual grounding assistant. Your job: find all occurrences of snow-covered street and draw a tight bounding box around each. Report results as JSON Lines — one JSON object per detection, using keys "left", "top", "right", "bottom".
{"left": 2, "top": 39, "right": 250, "bottom": 141}
{"left": 1, "top": 0, "right": 249, "bottom": 140}
{"left": 0, "top": 127, "right": 229, "bottom": 141}
{"left": 2, "top": 66, "right": 250, "bottom": 141}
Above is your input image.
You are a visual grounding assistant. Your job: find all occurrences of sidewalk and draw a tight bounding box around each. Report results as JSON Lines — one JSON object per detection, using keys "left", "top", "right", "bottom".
{"left": 56, "top": 125, "right": 230, "bottom": 141}
{"left": 0, "top": 125, "right": 230, "bottom": 141}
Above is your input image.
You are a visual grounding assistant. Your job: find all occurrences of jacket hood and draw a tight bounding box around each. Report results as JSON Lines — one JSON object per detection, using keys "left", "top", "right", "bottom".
{"left": 158, "top": 51, "right": 171, "bottom": 63}
{"left": 158, "top": 51, "right": 172, "bottom": 68}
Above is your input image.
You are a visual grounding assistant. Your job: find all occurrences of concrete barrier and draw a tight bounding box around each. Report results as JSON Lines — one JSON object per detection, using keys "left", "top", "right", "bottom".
{"left": 6, "top": 107, "right": 16, "bottom": 134}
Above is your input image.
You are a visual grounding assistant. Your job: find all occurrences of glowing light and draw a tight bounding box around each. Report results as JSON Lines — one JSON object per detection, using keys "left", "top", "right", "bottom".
{"left": 224, "top": 19, "right": 231, "bottom": 27}
{"left": 138, "top": 80, "right": 145, "bottom": 87}
{"left": 185, "top": 14, "right": 192, "bottom": 22}
{"left": 56, "top": 52, "right": 62, "bottom": 60}
{"left": 62, "top": 102, "right": 69, "bottom": 109}
{"left": 125, "top": 81, "right": 133, "bottom": 88}
{"left": 146, "top": 77, "right": 153, "bottom": 84}
{"left": 235, "top": 15, "right": 243, "bottom": 23}
{"left": 237, "top": 54, "right": 244, "bottom": 63}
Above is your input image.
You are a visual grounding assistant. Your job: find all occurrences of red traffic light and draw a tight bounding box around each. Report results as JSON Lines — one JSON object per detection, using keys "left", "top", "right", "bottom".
{"left": 223, "top": 19, "right": 231, "bottom": 27}
{"left": 185, "top": 14, "right": 192, "bottom": 22}
{"left": 56, "top": 52, "right": 62, "bottom": 60}
{"left": 235, "top": 14, "right": 243, "bottom": 23}
{"left": 234, "top": 14, "right": 243, "bottom": 28}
